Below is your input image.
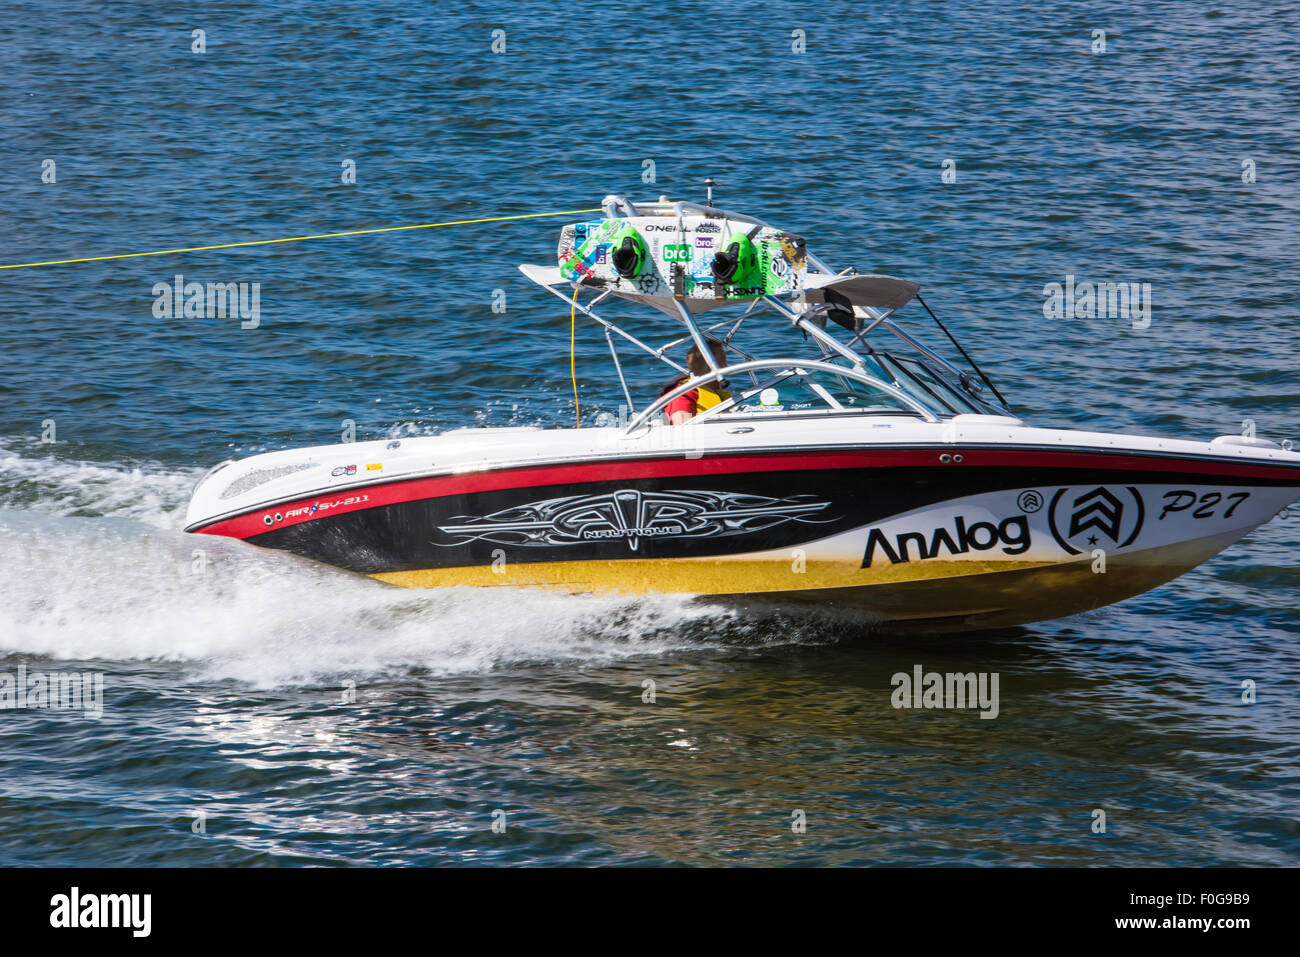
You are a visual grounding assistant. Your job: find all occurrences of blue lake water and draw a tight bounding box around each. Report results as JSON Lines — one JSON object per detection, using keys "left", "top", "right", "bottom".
{"left": 0, "top": 1, "right": 1297, "bottom": 865}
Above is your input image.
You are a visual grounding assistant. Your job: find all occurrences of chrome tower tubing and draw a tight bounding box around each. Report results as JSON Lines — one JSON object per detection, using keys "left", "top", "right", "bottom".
{"left": 605, "top": 327, "right": 635, "bottom": 413}
{"left": 601, "top": 194, "right": 640, "bottom": 218}
{"left": 671, "top": 297, "right": 722, "bottom": 373}
{"left": 526, "top": 277, "right": 689, "bottom": 375}
{"left": 761, "top": 295, "right": 864, "bottom": 369}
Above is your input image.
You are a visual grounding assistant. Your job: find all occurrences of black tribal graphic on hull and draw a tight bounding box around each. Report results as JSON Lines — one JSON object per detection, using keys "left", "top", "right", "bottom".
{"left": 435, "top": 489, "right": 835, "bottom": 551}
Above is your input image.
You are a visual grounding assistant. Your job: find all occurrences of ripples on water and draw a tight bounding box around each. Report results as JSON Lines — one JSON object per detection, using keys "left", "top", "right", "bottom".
{"left": 1, "top": 2, "right": 1298, "bottom": 865}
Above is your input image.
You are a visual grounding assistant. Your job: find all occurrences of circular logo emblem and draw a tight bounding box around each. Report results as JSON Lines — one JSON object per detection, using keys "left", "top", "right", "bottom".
{"left": 1017, "top": 490, "right": 1044, "bottom": 513}
{"left": 1047, "top": 486, "right": 1145, "bottom": 555}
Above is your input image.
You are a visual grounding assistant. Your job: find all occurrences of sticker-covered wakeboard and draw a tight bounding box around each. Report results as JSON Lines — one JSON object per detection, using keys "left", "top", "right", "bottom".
{"left": 557, "top": 215, "right": 807, "bottom": 307}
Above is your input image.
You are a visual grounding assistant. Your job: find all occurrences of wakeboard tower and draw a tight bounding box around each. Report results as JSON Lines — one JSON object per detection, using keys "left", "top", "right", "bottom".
{"left": 183, "top": 184, "right": 1300, "bottom": 631}
{"left": 557, "top": 208, "right": 807, "bottom": 308}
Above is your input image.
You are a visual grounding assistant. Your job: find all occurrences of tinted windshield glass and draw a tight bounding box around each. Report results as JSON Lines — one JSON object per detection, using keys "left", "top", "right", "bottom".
{"left": 888, "top": 355, "right": 986, "bottom": 413}
{"left": 715, "top": 368, "right": 917, "bottom": 416}
{"left": 850, "top": 353, "right": 986, "bottom": 415}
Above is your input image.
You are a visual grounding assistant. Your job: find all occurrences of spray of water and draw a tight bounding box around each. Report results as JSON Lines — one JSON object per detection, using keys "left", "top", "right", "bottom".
{"left": 0, "top": 439, "right": 829, "bottom": 688}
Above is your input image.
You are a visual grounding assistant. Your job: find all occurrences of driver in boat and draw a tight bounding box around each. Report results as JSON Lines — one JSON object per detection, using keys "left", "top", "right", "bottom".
{"left": 663, "top": 339, "right": 731, "bottom": 425}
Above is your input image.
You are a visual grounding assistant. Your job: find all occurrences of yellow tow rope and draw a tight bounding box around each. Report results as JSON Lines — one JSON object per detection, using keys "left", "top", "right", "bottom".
{"left": 570, "top": 286, "right": 581, "bottom": 428}
{"left": 0, "top": 207, "right": 603, "bottom": 270}
{"left": 1, "top": 203, "right": 600, "bottom": 428}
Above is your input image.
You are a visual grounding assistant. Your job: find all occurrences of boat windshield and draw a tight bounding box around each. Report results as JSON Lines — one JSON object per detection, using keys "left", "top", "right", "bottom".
{"left": 698, "top": 367, "right": 919, "bottom": 419}
{"left": 838, "top": 352, "right": 994, "bottom": 416}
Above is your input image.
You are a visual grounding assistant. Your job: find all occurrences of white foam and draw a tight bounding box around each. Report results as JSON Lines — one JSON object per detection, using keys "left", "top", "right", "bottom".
{"left": 0, "top": 437, "right": 199, "bottom": 529}
{"left": 0, "top": 507, "right": 743, "bottom": 687}
{"left": 0, "top": 440, "right": 824, "bottom": 688}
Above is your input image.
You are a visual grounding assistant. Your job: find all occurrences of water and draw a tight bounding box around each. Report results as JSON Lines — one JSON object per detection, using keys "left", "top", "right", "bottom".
{"left": 1, "top": 1, "right": 1298, "bottom": 865}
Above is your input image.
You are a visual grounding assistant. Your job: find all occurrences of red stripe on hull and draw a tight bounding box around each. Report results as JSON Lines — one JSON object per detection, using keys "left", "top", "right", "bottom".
{"left": 191, "top": 447, "right": 1300, "bottom": 540}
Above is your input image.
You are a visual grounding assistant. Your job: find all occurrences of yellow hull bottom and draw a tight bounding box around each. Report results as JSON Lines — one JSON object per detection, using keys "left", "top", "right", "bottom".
{"left": 370, "top": 529, "right": 1245, "bottom": 631}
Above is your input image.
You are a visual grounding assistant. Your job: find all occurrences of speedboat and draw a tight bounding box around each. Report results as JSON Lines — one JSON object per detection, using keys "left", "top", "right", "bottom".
{"left": 184, "top": 190, "right": 1300, "bottom": 630}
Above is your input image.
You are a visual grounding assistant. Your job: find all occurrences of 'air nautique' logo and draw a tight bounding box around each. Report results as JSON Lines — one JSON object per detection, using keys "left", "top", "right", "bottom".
{"left": 437, "top": 489, "right": 834, "bottom": 551}
{"left": 263, "top": 493, "right": 371, "bottom": 526}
